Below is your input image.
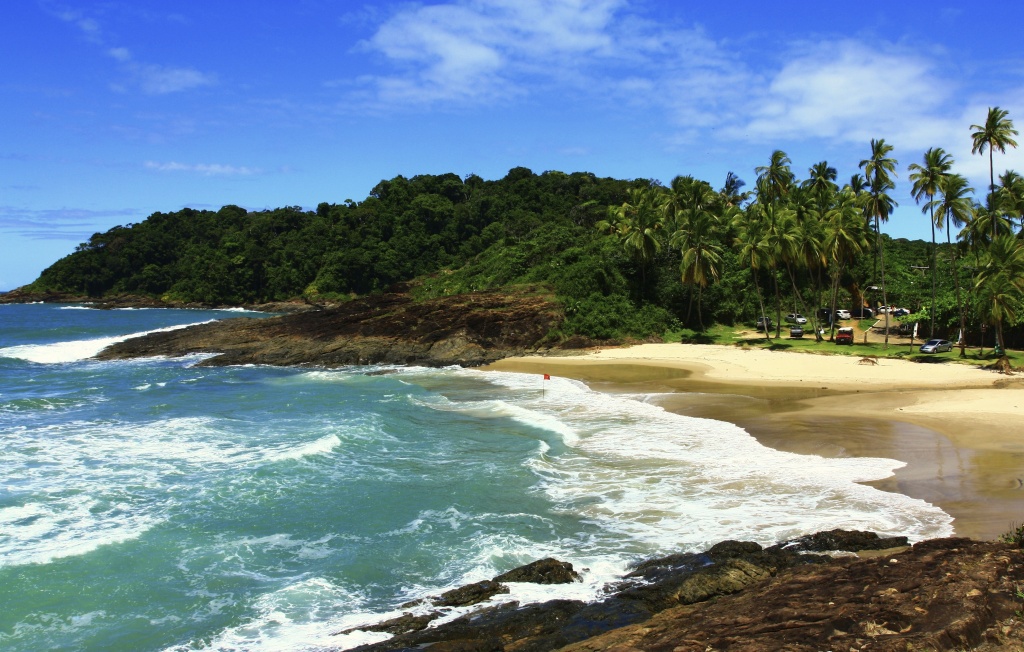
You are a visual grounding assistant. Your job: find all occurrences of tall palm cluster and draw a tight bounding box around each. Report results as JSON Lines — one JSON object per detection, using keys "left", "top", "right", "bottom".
{"left": 598, "top": 107, "right": 1024, "bottom": 355}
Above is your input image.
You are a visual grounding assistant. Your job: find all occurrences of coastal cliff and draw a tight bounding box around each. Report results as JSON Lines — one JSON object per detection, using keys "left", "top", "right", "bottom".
{"left": 94, "top": 289, "right": 573, "bottom": 367}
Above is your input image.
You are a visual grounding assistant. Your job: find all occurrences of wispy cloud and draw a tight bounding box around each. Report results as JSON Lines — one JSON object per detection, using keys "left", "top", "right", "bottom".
{"left": 734, "top": 41, "right": 957, "bottom": 148}
{"left": 48, "top": 5, "right": 215, "bottom": 95}
{"left": 144, "top": 161, "right": 260, "bottom": 176}
{"left": 0, "top": 206, "right": 138, "bottom": 240}
{"left": 356, "top": 0, "right": 627, "bottom": 106}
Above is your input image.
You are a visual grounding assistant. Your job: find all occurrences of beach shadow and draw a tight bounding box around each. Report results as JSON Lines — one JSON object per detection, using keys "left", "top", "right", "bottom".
{"left": 681, "top": 333, "right": 717, "bottom": 344}
{"left": 767, "top": 342, "right": 794, "bottom": 351}
{"left": 910, "top": 355, "right": 954, "bottom": 364}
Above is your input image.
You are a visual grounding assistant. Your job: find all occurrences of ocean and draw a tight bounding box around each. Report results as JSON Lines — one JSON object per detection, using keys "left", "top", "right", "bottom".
{"left": 0, "top": 303, "right": 953, "bottom": 651}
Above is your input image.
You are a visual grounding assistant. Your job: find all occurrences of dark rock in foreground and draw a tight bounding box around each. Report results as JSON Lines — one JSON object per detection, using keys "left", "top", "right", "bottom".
{"left": 334, "top": 533, "right": 1024, "bottom": 652}
{"left": 95, "top": 289, "right": 566, "bottom": 367}
{"left": 493, "top": 558, "right": 581, "bottom": 584}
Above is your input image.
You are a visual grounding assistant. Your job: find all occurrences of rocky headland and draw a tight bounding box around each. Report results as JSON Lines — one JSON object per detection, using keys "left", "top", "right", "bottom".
{"left": 94, "top": 288, "right": 578, "bottom": 367}
{"left": 331, "top": 531, "right": 1024, "bottom": 652}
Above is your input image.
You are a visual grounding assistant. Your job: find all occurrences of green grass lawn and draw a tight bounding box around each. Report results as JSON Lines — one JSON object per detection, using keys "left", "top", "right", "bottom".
{"left": 662, "top": 323, "right": 1022, "bottom": 369}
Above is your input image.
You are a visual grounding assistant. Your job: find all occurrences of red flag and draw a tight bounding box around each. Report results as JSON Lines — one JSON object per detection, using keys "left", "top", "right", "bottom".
{"left": 543, "top": 373, "right": 551, "bottom": 380}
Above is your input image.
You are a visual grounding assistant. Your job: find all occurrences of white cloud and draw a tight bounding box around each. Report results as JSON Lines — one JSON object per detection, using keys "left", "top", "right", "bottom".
{"left": 735, "top": 41, "right": 956, "bottom": 147}
{"left": 49, "top": 7, "right": 215, "bottom": 95}
{"left": 358, "top": 0, "right": 626, "bottom": 105}
{"left": 144, "top": 161, "right": 260, "bottom": 176}
{"left": 134, "top": 63, "right": 216, "bottom": 95}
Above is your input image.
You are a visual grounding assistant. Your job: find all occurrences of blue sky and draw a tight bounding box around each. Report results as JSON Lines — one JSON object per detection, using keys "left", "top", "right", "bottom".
{"left": 4, "top": 1, "right": 1024, "bottom": 290}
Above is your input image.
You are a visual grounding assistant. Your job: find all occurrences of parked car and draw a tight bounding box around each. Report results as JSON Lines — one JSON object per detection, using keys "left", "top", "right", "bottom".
{"left": 755, "top": 316, "right": 774, "bottom": 331}
{"left": 851, "top": 307, "right": 874, "bottom": 318}
{"left": 835, "top": 327, "right": 854, "bottom": 345}
{"left": 785, "top": 313, "right": 807, "bottom": 324}
{"left": 919, "top": 339, "right": 953, "bottom": 353}
{"left": 789, "top": 325, "right": 804, "bottom": 338}
{"left": 835, "top": 309, "right": 851, "bottom": 320}
{"left": 892, "top": 308, "right": 910, "bottom": 317}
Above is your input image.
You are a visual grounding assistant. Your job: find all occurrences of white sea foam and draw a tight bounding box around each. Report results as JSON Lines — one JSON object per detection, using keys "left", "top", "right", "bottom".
{"left": 264, "top": 434, "right": 342, "bottom": 462}
{"left": 0, "top": 320, "right": 214, "bottom": 364}
{"left": 0, "top": 416, "right": 281, "bottom": 568}
{"left": 170, "top": 577, "right": 390, "bottom": 652}
{"left": 458, "top": 368, "right": 953, "bottom": 549}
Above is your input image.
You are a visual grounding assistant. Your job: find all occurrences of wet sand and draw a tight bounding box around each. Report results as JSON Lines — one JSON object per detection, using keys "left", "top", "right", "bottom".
{"left": 485, "top": 356, "right": 1024, "bottom": 541}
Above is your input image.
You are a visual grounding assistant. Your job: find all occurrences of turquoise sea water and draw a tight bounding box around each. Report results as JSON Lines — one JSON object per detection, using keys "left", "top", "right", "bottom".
{"left": 0, "top": 304, "right": 953, "bottom": 651}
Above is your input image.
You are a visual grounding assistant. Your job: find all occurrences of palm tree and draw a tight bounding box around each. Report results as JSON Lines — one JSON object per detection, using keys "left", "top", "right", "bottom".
{"left": 996, "top": 170, "right": 1024, "bottom": 228}
{"left": 669, "top": 178, "right": 725, "bottom": 330}
{"left": 599, "top": 186, "right": 665, "bottom": 292}
{"left": 803, "top": 161, "right": 838, "bottom": 203}
{"left": 970, "top": 107, "right": 1019, "bottom": 239}
{"left": 929, "top": 173, "right": 974, "bottom": 356}
{"left": 733, "top": 208, "right": 773, "bottom": 339}
{"left": 755, "top": 150, "right": 795, "bottom": 205}
{"left": 824, "top": 187, "right": 870, "bottom": 338}
{"left": 720, "top": 171, "right": 750, "bottom": 208}
{"left": 975, "top": 234, "right": 1024, "bottom": 355}
{"left": 908, "top": 147, "right": 953, "bottom": 338}
{"left": 859, "top": 138, "right": 899, "bottom": 347}
{"left": 785, "top": 186, "right": 826, "bottom": 339}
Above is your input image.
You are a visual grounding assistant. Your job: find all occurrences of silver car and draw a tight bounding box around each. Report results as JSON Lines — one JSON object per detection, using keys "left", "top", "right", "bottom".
{"left": 919, "top": 339, "right": 952, "bottom": 353}
{"left": 785, "top": 313, "right": 807, "bottom": 324}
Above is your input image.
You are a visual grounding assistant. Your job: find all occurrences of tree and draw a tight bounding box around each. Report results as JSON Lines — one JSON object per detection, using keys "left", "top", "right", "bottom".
{"left": 975, "top": 235, "right": 1024, "bottom": 355}
{"left": 824, "top": 187, "right": 869, "bottom": 338}
{"left": 859, "top": 138, "right": 899, "bottom": 347}
{"left": 668, "top": 177, "right": 725, "bottom": 330}
{"left": 996, "top": 170, "right": 1024, "bottom": 228}
{"left": 720, "top": 171, "right": 750, "bottom": 207}
{"left": 970, "top": 107, "right": 1019, "bottom": 239}
{"left": 908, "top": 147, "right": 953, "bottom": 338}
{"left": 803, "top": 161, "right": 838, "bottom": 203}
{"left": 733, "top": 208, "right": 773, "bottom": 339}
{"left": 599, "top": 186, "right": 665, "bottom": 292}
{"left": 755, "top": 150, "right": 795, "bottom": 205}
{"left": 929, "top": 173, "right": 974, "bottom": 356}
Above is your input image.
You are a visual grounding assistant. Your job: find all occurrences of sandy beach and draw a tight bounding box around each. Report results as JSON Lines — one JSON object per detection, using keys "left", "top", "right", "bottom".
{"left": 486, "top": 343, "right": 1024, "bottom": 541}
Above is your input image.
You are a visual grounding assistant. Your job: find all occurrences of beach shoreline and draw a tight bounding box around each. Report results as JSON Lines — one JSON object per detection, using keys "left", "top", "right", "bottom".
{"left": 485, "top": 343, "right": 1024, "bottom": 542}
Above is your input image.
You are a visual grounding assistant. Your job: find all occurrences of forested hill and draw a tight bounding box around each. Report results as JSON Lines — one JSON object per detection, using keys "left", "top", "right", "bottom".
{"left": 29, "top": 168, "right": 626, "bottom": 303}
{"left": 22, "top": 168, "right": 682, "bottom": 337}
{"left": 17, "top": 166, "right": 956, "bottom": 341}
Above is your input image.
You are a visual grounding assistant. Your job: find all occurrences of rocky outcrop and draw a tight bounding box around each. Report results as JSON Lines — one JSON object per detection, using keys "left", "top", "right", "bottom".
{"left": 334, "top": 534, "right": 1024, "bottom": 652}
{"left": 94, "top": 289, "right": 566, "bottom": 367}
{"left": 493, "top": 558, "right": 581, "bottom": 584}
{"left": 561, "top": 538, "right": 1024, "bottom": 652}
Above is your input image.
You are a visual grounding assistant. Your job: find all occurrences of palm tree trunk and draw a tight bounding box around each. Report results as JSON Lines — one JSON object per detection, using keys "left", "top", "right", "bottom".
{"left": 785, "top": 263, "right": 815, "bottom": 339}
{"left": 828, "top": 267, "right": 843, "bottom": 341}
{"left": 773, "top": 270, "right": 782, "bottom": 338}
{"left": 697, "top": 285, "right": 705, "bottom": 331}
{"left": 752, "top": 269, "right": 770, "bottom": 340}
{"left": 948, "top": 226, "right": 967, "bottom": 358}
{"left": 990, "top": 148, "right": 996, "bottom": 241}
{"left": 929, "top": 205, "right": 937, "bottom": 339}
{"left": 877, "top": 218, "right": 890, "bottom": 348}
